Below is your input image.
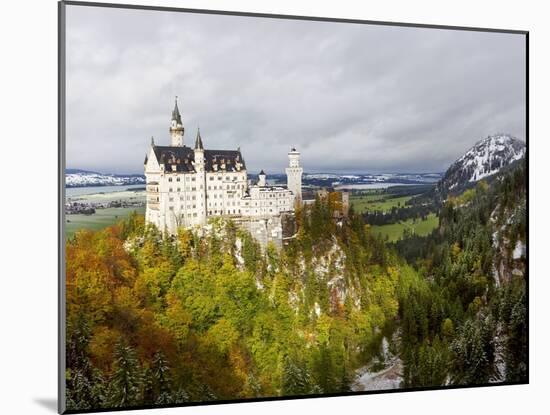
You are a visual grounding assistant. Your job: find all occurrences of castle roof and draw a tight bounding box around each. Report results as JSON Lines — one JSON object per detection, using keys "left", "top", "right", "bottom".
{"left": 194, "top": 128, "right": 204, "bottom": 150}
{"left": 171, "top": 97, "right": 182, "bottom": 125}
{"left": 151, "top": 145, "right": 246, "bottom": 173}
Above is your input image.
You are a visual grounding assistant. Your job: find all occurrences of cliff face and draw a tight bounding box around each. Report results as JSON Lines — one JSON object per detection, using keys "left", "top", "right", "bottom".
{"left": 491, "top": 201, "right": 527, "bottom": 286}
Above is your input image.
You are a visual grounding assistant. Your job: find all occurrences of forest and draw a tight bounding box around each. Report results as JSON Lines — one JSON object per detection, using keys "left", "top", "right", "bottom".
{"left": 65, "top": 160, "right": 527, "bottom": 411}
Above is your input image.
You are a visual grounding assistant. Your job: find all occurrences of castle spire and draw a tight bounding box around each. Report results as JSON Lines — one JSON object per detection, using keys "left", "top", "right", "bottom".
{"left": 194, "top": 128, "right": 204, "bottom": 150}
{"left": 169, "top": 96, "right": 185, "bottom": 146}
{"left": 171, "top": 96, "right": 182, "bottom": 125}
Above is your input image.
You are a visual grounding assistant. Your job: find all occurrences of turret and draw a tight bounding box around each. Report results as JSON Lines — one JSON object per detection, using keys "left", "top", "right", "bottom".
{"left": 194, "top": 127, "right": 204, "bottom": 151}
{"left": 194, "top": 128, "right": 207, "bottom": 225}
{"left": 288, "top": 147, "right": 300, "bottom": 167}
{"left": 258, "top": 169, "right": 266, "bottom": 187}
{"left": 170, "top": 96, "right": 185, "bottom": 146}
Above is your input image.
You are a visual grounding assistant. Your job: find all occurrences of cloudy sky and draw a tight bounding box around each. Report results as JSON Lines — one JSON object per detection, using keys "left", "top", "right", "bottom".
{"left": 65, "top": 4, "right": 526, "bottom": 174}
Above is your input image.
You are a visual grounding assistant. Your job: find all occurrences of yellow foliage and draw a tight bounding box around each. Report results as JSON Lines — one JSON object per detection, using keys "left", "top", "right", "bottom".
{"left": 88, "top": 326, "right": 120, "bottom": 371}
{"left": 451, "top": 242, "right": 461, "bottom": 260}
{"left": 206, "top": 318, "right": 239, "bottom": 354}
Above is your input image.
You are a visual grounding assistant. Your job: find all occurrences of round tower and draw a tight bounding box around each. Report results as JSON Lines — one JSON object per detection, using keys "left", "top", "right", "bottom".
{"left": 258, "top": 169, "right": 267, "bottom": 187}
{"left": 285, "top": 147, "right": 303, "bottom": 206}
{"left": 170, "top": 96, "right": 185, "bottom": 146}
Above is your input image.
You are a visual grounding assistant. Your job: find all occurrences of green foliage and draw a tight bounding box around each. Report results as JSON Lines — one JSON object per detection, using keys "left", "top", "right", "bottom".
{"left": 64, "top": 161, "right": 527, "bottom": 409}
{"left": 450, "top": 315, "right": 497, "bottom": 385}
{"left": 106, "top": 339, "right": 143, "bottom": 407}
{"left": 281, "top": 356, "right": 319, "bottom": 395}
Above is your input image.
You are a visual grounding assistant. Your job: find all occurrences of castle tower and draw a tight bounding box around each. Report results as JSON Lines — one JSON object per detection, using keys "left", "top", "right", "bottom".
{"left": 258, "top": 169, "right": 266, "bottom": 187}
{"left": 194, "top": 128, "right": 207, "bottom": 225}
{"left": 286, "top": 147, "right": 303, "bottom": 205}
{"left": 170, "top": 96, "right": 185, "bottom": 146}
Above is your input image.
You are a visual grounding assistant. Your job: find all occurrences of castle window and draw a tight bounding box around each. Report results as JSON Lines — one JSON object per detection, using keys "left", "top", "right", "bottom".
{"left": 177, "top": 188, "right": 181, "bottom": 192}
{"left": 209, "top": 177, "right": 214, "bottom": 181}
{"left": 177, "top": 177, "right": 180, "bottom": 182}
{"left": 192, "top": 177, "right": 196, "bottom": 181}
{"left": 192, "top": 187, "right": 196, "bottom": 191}
{"left": 218, "top": 177, "right": 222, "bottom": 180}
{"left": 168, "top": 178, "right": 172, "bottom": 182}
{"left": 169, "top": 197, "right": 174, "bottom": 202}
{"left": 169, "top": 188, "right": 173, "bottom": 192}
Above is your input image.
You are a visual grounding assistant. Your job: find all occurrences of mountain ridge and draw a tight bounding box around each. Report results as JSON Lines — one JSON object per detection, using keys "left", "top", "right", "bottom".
{"left": 437, "top": 134, "right": 525, "bottom": 195}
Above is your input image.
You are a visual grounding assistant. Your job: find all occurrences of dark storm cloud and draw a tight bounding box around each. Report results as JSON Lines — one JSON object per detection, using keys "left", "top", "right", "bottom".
{"left": 65, "top": 5, "right": 526, "bottom": 174}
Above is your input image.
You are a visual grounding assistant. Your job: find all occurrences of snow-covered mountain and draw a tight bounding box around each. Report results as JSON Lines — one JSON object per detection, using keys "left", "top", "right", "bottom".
{"left": 65, "top": 169, "right": 145, "bottom": 188}
{"left": 438, "top": 134, "right": 526, "bottom": 194}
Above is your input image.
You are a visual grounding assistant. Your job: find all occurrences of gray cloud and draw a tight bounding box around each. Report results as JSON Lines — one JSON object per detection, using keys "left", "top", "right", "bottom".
{"left": 65, "top": 5, "right": 526, "bottom": 174}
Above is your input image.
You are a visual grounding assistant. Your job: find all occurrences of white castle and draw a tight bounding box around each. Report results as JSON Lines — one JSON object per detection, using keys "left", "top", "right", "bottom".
{"left": 144, "top": 98, "right": 303, "bottom": 235}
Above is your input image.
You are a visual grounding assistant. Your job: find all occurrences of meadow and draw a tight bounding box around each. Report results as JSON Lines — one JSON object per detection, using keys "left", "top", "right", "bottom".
{"left": 370, "top": 213, "right": 439, "bottom": 242}
{"left": 350, "top": 191, "right": 415, "bottom": 213}
{"left": 65, "top": 206, "right": 145, "bottom": 237}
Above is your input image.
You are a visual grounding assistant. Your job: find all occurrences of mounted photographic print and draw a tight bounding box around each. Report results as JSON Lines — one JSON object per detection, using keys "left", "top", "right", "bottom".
{"left": 58, "top": 1, "right": 528, "bottom": 413}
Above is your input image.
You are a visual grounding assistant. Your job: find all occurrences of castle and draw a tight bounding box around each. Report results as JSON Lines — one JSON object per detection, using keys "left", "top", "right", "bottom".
{"left": 144, "top": 99, "right": 303, "bottom": 236}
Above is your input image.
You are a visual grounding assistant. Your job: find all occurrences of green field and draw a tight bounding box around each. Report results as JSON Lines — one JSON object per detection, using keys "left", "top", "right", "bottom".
{"left": 350, "top": 191, "right": 415, "bottom": 213}
{"left": 370, "top": 213, "right": 439, "bottom": 242}
{"left": 65, "top": 207, "right": 145, "bottom": 238}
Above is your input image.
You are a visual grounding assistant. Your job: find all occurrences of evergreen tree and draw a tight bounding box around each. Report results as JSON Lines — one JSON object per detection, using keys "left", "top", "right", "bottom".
{"left": 282, "top": 356, "right": 317, "bottom": 395}
{"left": 106, "top": 339, "right": 143, "bottom": 407}
{"left": 451, "top": 315, "right": 497, "bottom": 385}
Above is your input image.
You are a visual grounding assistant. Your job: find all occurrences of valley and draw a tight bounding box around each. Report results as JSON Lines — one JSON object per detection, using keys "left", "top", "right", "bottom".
{"left": 65, "top": 134, "right": 527, "bottom": 409}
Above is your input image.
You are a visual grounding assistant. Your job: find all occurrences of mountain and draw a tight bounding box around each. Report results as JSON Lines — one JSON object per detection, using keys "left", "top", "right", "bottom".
{"left": 65, "top": 169, "right": 145, "bottom": 188}
{"left": 437, "top": 134, "right": 526, "bottom": 195}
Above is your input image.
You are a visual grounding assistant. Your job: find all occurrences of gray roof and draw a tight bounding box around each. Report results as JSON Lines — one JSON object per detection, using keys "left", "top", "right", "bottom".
{"left": 194, "top": 128, "right": 204, "bottom": 150}
{"left": 171, "top": 98, "right": 182, "bottom": 125}
{"left": 151, "top": 145, "right": 246, "bottom": 173}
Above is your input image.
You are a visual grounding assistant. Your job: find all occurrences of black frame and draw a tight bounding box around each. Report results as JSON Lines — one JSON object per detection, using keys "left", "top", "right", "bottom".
{"left": 58, "top": 1, "right": 529, "bottom": 413}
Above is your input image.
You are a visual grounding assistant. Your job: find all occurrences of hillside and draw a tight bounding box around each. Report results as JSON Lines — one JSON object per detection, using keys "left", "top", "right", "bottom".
{"left": 394, "top": 158, "right": 527, "bottom": 385}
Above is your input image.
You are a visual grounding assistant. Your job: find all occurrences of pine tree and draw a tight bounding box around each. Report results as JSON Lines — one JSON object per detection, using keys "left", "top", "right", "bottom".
{"left": 151, "top": 352, "right": 172, "bottom": 399}
{"left": 282, "top": 356, "right": 316, "bottom": 395}
{"left": 66, "top": 314, "right": 105, "bottom": 410}
{"left": 450, "top": 315, "right": 496, "bottom": 385}
{"left": 106, "top": 339, "right": 143, "bottom": 407}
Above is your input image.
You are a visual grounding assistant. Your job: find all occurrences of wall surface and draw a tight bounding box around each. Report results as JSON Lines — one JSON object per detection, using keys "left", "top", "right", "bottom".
{"left": 0, "top": 0, "right": 546, "bottom": 414}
